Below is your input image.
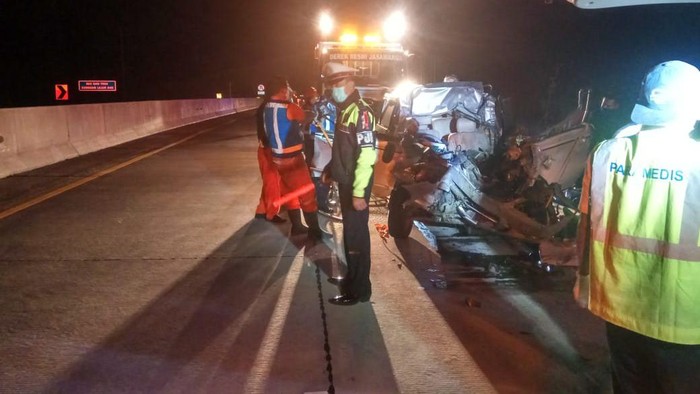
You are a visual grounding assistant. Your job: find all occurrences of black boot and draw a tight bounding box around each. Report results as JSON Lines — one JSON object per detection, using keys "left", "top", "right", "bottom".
{"left": 288, "top": 209, "right": 308, "bottom": 235}
{"left": 304, "top": 211, "right": 323, "bottom": 240}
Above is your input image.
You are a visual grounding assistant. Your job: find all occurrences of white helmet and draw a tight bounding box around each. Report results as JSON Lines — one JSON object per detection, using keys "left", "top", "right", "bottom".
{"left": 630, "top": 60, "right": 700, "bottom": 126}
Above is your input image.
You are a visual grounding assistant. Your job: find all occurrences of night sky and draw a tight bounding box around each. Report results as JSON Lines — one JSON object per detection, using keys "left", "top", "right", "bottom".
{"left": 3, "top": 0, "right": 700, "bottom": 125}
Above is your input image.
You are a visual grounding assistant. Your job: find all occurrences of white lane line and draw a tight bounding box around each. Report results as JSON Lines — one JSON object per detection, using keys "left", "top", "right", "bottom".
{"left": 0, "top": 126, "right": 216, "bottom": 221}
{"left": 243, "top": 256, "right": 304, "bottom": 394}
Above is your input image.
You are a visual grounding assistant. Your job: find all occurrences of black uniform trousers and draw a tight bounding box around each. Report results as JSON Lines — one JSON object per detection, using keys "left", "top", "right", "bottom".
{"left": 337, "top": 181, "right": 372, "bottom": 301}
{"left": 606, "top": 322, "right": 700, "bottom": 394}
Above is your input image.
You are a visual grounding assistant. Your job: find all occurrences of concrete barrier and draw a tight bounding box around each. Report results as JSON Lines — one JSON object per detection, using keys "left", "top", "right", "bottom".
{"left": 0, "top": 98, "right": 259, "bottom": 179}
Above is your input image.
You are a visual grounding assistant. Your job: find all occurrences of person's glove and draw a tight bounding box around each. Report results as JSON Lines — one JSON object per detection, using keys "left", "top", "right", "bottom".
{"left": 573, "top": 273, "right": 590, "bottom": 308}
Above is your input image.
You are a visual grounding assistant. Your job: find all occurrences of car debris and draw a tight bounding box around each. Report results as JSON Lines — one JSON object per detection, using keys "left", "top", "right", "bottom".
{"left": 377, "top": 81, "right": 594, "bottom": 268}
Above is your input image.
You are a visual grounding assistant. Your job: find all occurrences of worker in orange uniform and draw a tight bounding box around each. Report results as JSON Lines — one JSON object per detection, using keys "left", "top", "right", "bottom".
{"left": 261, "top": 76, "right": 323, "bottom": 239}
{"left": 254, "top": 95, "right": 298, "bottom": 224}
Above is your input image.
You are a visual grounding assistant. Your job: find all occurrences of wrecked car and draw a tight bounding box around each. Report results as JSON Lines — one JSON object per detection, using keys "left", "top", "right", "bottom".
{"left": 378, "top": 81, "right": 593, "bottom": 265}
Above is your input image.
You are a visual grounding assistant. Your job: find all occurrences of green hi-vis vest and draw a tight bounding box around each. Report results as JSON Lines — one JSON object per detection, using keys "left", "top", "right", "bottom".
{"left": 331, "top": 96, "right": 377, "bottom": 197}
{"left": 587, "top": 124, "right": 700, "bottom": 344}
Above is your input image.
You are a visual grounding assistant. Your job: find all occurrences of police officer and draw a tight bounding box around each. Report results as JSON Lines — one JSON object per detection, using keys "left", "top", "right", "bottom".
{"left": 574, "top": 60, "right": 700, "bottom": 392}
{"left": 322, "top": 62, "right": 377, "bottom": 306}
{"left": 261, "top": 76, "right": 323, "bottom": 240}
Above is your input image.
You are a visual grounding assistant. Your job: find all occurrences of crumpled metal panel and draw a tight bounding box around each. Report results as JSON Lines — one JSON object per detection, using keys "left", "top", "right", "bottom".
{"left": 447, "top": 157, "right": 575, "bottom": 241}
{"left": 398, "top": 83, "right": 500, "bottom": 156}
{"left": 409, "top": 82, "right": 486, "bottom": 118}
{"left": 530, "top": 124, "right": 592, "bottom": 189}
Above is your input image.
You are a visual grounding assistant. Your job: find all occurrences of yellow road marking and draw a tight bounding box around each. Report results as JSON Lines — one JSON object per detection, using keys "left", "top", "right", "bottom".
{"left": 0, "top": 127, "right": 215, "bottom": 221}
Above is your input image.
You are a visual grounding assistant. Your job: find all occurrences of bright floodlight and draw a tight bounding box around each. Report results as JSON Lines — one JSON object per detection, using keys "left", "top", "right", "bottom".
{"left": 339, "top": 33, "right": 358, "bottom": 44}
{"left": 319, "top": 12, "right": 334, "bottom": 37}
{"left": 383, "top": 11, "right": 407, "bottom": 42}
{"left": 390, "top": 80, "right": 418, "bottom": 99}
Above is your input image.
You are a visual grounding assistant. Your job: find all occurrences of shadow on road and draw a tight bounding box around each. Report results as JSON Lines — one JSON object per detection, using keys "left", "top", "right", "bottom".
{"left": 392, "top": 235, "right": 611, "bottom": 393}
{"left": 48, "top": 219, "right": 300, "bottom": 392}
{"left": 47, "top": 217, "right": 399, "bottom": 393}
{"left": 301, "top": 232, "right": 401, "bottom": 393}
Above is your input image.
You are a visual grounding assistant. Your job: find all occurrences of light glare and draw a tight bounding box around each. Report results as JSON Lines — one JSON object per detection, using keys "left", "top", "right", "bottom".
{"left": 319, "top": 12, "right": 334, "bottom": 36}
{"left": 390, "top": 80, "right": 418, "bottom": 99}
{"left": 383, "top": 11, "right": 407, "bottom": 42}
{"left": 339, "top": 33, "right": 358, "bottom": 43}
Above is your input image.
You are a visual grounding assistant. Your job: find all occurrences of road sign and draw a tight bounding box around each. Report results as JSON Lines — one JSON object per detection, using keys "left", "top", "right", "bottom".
{"left": 78, "top": 80, "right": 117, "bottom": 92}
{"left": 257, "top": 83, "right": 265, "bottom": 96}
{"left": 55, "top": 84, "right": 69, "bottom": 100}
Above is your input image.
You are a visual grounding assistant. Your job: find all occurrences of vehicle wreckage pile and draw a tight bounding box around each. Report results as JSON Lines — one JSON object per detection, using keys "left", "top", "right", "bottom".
{"left": 379, "top": 81, "right": 592, "bottom": 263}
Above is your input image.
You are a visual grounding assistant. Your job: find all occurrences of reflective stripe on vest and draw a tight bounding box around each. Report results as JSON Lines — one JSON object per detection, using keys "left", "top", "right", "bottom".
{"left": 263, "top": 102, "right": 303, "bottom": 156}
{"left": 316, "top": 100, "right": 336, "bottom": 137}
{"left": 340, "top": 102, "right": 360, "bottom": 127}
{"left": 339, "top": 101, "right": 375, "bottom": 134}
{"left": 588, "top": 126, "right": 700, "bottom": 344}
{"left": 322, "top": 112, "right": 335, "bottom": 133}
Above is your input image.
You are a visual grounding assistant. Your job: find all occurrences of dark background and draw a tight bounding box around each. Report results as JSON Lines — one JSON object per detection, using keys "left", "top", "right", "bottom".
{"left": 2, "top": 0, "right": 700, "bottom": 127}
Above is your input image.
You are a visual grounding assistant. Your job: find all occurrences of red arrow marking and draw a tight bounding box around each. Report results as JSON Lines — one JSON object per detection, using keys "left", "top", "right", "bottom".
{"left": 55, "top": 84, "right": 68, "bottom": 100}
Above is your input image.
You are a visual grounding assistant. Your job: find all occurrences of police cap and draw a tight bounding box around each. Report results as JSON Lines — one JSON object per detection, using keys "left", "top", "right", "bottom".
{"left": 322, "top": 62, "right": 358, "bottom": 83}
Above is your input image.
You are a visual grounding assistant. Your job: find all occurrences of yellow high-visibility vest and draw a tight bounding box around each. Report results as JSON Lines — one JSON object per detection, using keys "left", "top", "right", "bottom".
{"left": 585, "top": 124, "right": 700, "bottom": 344}
{"left": 332, "top": 96, "right": 377, "bottom": 196}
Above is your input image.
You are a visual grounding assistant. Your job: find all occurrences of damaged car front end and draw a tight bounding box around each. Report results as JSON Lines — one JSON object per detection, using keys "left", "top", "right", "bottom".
{"left": 380, "top": 82, "right": 593, "bottom": 266}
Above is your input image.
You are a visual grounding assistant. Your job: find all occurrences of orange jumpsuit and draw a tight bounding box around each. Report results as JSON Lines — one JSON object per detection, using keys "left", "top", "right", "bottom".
{"left": 255, "top": 145, "right": 300, "bottom": 220}
{"left": 255, "top": 101, "right": 300, "bottom": 220}
{"left": 262, "top": 100, "right": 317, "bottom": 213}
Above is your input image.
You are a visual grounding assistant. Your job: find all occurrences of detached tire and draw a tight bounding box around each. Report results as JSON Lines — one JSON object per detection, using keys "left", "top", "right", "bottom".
{"left": 388, "top": 186, "right": 413, "bottom": 238}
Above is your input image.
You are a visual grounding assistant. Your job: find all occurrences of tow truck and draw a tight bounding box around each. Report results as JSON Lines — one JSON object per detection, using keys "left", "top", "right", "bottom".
{"left": 312, "top": 10, "right": 415, "bottom": 202}
{"left": 314, "top": 10, "right": 412, "bottom": 112}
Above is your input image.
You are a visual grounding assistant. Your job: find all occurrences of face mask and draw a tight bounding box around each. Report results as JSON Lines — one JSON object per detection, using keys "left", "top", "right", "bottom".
{"left": 332, "top": 86, "right": 348, "bottom": 103}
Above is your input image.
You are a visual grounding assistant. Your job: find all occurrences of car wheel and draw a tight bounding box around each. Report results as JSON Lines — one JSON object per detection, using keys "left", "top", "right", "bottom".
{"left": 388, "top": 186, "right": 413, "bottom": 238}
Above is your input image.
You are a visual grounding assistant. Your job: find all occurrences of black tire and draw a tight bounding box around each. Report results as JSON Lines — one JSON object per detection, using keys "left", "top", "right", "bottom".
{"left": 388, "top": 186, "right": 414, "bottom": 238}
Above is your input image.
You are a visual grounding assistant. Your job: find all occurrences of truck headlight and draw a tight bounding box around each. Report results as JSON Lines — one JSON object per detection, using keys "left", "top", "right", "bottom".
{"left": 383, "top": 11, "right": 407, "bottom": 42}
{"left": 319, "top": 12, "right": 334, "bottom": 37}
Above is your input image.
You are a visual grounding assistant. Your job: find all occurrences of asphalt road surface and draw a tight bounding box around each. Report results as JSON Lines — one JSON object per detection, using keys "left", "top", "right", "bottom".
{"left": 0, "top": 112, "right": 612, "bottom": 393}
